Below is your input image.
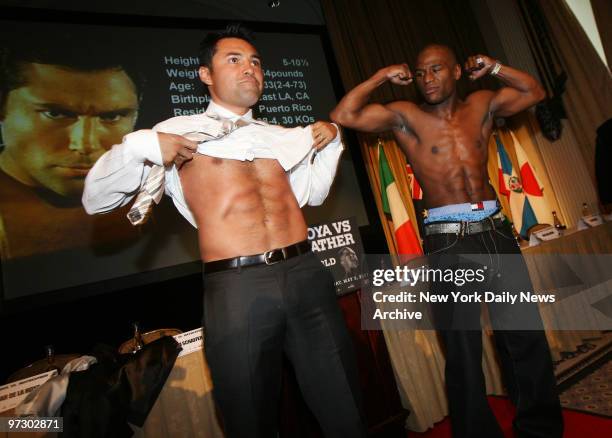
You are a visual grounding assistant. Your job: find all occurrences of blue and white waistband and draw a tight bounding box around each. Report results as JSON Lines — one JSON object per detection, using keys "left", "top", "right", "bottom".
{"left": 424, "top": 200, "right": 499, "bottom": 224}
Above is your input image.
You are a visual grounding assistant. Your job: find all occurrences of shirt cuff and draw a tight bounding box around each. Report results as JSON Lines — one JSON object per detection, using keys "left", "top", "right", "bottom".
{"left": 314, "top": 123, "right": 344, "bottom": 159}
{"left": 123, "top": 129, "right": 163, "bottom": 166}
{"left": 329, "top": 123, "right": 343, "bottom": 149}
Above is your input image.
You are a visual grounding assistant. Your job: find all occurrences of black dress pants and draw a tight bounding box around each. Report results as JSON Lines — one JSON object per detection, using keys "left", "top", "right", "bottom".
{"left": 202, "top": 251, "right": 366, "bottom": 438}
{"left": 424, "top": 222, "right": 563, "bottom": 438}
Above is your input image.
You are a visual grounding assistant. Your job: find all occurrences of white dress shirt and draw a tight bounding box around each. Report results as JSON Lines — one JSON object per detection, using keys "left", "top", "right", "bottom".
{"left": 82, "top": 101, "right": 344, "bottom": 228}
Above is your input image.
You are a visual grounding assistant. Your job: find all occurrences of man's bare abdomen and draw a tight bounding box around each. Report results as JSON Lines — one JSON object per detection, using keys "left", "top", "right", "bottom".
{"left": 179, "top": 155, "right": 308, "bottom": 262}
{"left": 417, "top": 158, "right": 496, "bottom": 208}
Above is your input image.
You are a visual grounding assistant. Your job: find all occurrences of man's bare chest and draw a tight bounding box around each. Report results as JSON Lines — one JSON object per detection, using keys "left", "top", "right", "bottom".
{"left": 179, "top": 155, "right": 289, "bottom": 194}
{"left": 397, "top": 108, "right": 491, "bottom": 161}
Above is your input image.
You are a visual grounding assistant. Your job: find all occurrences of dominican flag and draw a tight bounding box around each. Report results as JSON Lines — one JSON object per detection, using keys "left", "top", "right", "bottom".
{"left": 495, "top": 132, "right": 547, "bottom": 238}
{"left": 379, "top": 146, "right": 423, "bottom": 256}
{"left": 511, "top": 131, "right": 551, "bottom": 226}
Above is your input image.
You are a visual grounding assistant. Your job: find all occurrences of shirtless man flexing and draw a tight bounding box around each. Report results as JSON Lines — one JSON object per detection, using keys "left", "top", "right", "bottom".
{"left": 84, "top": 25, "right": 365, "bottom": 438}
{"left": 331, "top": 44, "right": 562, "bottom": 438}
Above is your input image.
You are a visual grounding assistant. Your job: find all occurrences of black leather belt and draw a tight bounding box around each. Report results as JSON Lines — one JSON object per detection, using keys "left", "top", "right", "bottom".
{"left": 424, "top": 212, "right": 506, "bottom": 237}
{"left": 204, "top": 240, "right": 312, "bottom": 274}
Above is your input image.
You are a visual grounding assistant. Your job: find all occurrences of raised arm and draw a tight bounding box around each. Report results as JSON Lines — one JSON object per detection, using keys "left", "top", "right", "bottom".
{"left": 465, "top": 54, "right": 546, "bottom": 117}
{"left": 330, "top": 64, "right": 414, "bottom": 133}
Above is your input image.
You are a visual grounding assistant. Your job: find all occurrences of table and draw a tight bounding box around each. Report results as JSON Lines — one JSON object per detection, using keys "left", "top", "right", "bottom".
{"left": 523, "top": 222, "right": 611, "bottom": 356}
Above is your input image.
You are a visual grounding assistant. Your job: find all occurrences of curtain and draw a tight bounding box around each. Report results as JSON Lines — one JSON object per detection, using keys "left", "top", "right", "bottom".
{"left": 518, "top": 0, "right": 612, "bottom": 180}
{"left": 590, "top": 0, "right": 612, "bottom": 68}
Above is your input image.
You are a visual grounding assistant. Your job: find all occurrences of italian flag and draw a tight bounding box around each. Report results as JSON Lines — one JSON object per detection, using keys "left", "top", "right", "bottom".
{"left": 378, "top": 146, "right": 423, "bottom": 256}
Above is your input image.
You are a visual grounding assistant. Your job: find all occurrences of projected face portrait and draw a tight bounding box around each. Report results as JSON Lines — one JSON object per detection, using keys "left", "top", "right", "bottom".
{"left": 338, "top": 246, "right": 359, "bottom": 276}
{"left": 0, "top": 63, "right": 139, "bottom": 199}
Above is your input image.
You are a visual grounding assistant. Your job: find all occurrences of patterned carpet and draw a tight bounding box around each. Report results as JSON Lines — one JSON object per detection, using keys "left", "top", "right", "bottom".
{"left": 412, "top": 396, "right": 612, "bottom": 437}
{"left": 560, "top": 355, "right": 612, "bottom": 417}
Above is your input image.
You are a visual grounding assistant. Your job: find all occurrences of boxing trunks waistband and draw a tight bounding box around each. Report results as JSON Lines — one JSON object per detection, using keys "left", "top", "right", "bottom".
{"left": 203, "top": 240, "right": 312, "bottom": 274}
{"left": 424, "top": 200, "right": 499, "bottom": 224}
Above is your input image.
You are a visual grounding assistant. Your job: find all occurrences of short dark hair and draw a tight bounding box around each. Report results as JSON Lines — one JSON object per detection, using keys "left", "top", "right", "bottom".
{"left": 198, "top": 23, "right": 256, "bottom": 69}
{"left": 417, "top": 44, "right": 458, "bottom": 66}
{"left": 0, "top": 32, "right": 144, "bottom": 111}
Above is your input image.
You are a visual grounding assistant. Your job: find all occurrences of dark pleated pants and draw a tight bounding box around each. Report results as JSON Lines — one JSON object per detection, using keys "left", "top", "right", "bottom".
{"left": 424, "top": 222, "right": 563, "bottom": 438}
{"left": 202, "top": 251, "right": 366, "bottom": 438}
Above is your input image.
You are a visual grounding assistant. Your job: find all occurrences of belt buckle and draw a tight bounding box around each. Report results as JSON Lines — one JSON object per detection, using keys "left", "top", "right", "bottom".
{"left": 264, "top": 247, "right": 287, "bottom": 265}
{"left": 459, "top": 221, "right": 468, "bottom": 238}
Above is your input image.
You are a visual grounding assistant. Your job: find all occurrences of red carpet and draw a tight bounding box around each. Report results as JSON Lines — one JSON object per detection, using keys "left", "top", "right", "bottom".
{"left": 412, "top": 396, "right": 612, "bottom": 437}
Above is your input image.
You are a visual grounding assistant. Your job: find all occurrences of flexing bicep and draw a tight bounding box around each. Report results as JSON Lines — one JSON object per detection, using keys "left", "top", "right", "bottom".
{"left": 490, "top": 86, "right": 545, "bottom": 118}
{"left": 331, "top": 102, "right": 402, "bottom": 133}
